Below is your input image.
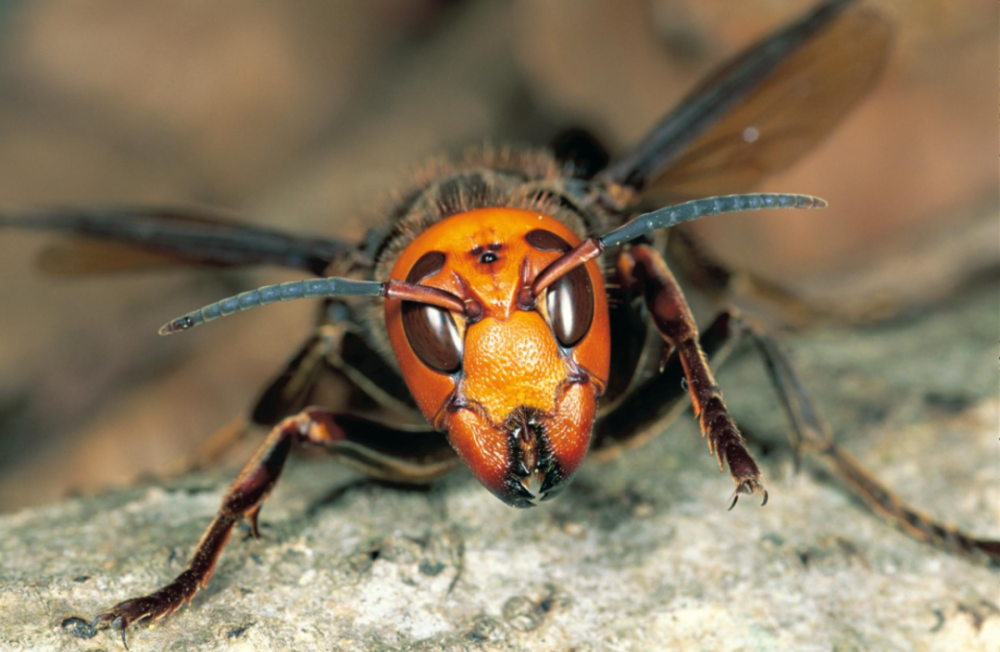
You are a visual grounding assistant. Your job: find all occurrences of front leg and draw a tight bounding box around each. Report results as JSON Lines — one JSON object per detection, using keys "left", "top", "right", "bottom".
{"left": 625, "top": 244, "right": 766, "bottom": 507}
{"left": 90, "top": 409, "right": 346, "bottom": 646}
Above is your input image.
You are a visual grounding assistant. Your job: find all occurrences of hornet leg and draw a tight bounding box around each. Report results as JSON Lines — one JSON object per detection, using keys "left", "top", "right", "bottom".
{"left": 91, "top": 408, "right": 346, "bottom": 646}
{"left": 625, "top": 244, "right": 766, "bottom": 508}
{"left": 737, "top": 313, "right": 1000, "bottom": 566}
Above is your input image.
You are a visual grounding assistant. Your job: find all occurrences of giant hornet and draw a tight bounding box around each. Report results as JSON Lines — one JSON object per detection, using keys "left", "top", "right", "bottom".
{"left": 1, "top": 0, "right": 996, "bottom": 646}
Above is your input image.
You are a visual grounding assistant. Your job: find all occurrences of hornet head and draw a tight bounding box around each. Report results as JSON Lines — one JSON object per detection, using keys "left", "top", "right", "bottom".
{"left": 384, "top": 207, "right": 610, "bottom": 506}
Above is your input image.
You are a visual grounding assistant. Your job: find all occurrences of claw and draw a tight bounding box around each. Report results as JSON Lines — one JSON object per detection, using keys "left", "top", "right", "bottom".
{"left": 91, "top": 612, "right": 131, "bottom": 649}
{"left": 90, "top": 596, "right": 162, "bottom": 649}
{"left": 91, "top": 613, "right": 113, "bottom": 632}
{"left": 728, "top": 478, "right": 767, "bottom": 511}
{"left": 93, "top": 612, "right": 129, "bottom": 650}
{"left": 247, "top": 505, "right": 262, "bottom": 540}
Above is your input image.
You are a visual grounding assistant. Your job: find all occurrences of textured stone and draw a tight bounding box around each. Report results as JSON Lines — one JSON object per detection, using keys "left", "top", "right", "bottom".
{"left": 0, "top": 284, "right": 996, "bottom": 652}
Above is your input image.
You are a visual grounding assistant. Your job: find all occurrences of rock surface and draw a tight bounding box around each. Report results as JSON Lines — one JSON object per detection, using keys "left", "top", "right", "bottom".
{"left": 1, "top": 284, "right": 997, "bottom": 652}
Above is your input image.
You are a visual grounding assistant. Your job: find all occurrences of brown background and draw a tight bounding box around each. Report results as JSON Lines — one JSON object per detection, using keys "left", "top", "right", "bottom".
{"left": 0, "top": 0, "right": 995, "bottom": 510}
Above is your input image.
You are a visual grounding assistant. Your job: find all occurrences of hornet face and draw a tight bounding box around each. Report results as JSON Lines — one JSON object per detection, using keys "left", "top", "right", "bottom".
{"left": 384, "top": 208, "right": 610, "bottom": 507}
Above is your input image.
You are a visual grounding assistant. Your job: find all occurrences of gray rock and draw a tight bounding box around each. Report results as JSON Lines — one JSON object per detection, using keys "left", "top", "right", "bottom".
{"left": 1, "top": 285, "right": 997, "bottom": 652}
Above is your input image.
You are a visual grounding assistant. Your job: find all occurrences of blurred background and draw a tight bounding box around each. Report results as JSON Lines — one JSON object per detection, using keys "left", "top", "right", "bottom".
{"left": 0, "top": 0, "right": 995, "bottom": 511}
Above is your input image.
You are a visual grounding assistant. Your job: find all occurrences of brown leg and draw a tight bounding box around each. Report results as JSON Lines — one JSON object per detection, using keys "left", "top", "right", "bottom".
{"left": 595, "top": 283, "right": 999, "bottom": 565}
{"left": 91, "top": 408, "right": 347, "bottom": 645}
{"left": 626, "top": 244, "right": 766, "bottom": 507}
{"left": 592, "top": 311, "right": 742, "bottom": 460}
{"left": 739, "top": 315, "right": 1000, "bottom": 566}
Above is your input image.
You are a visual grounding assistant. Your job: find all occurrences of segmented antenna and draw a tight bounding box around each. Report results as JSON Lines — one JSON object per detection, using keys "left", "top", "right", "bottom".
{"left": 159, "top": 277, "right": 471, "bottom": 336}
{"left": 531, "top": 193, "right": 826, "bottom": 297}
{"left": 160, "top": 193, "right": 825, "bottom": 335}
{"left": 159, "top": 278, "right": 384, "bottom": 335}
{"left": 600, "top": 193, "right": 825, "bottom": 248}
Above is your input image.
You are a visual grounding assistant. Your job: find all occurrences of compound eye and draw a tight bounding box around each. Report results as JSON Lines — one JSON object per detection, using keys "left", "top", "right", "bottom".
{"left": 546, "top": 265, "right": 594, "bottom": 347}
{"left": 401, "top": 250, "right": 462, "bottom": 373}
{"left": 526, "top": 229, "right": 595, "bottom": 348}
{"left": 402, "top": 303, "right": 463, "bottom": 373}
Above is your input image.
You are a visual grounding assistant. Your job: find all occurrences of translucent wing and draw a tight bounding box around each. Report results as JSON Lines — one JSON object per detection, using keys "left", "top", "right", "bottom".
{"left": 0, "top": 207, "right": 349, "bottom": 275}
{"left": 600, "top": 0, "right": 892, "bottom": 200}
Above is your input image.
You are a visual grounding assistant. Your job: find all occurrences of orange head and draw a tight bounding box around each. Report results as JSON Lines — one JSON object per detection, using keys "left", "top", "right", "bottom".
{"left": 385, "top": 208, "right": 610, "bottom": 507}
